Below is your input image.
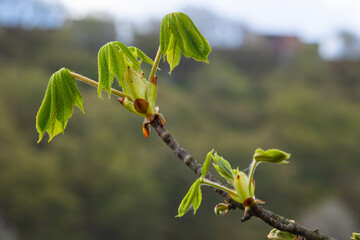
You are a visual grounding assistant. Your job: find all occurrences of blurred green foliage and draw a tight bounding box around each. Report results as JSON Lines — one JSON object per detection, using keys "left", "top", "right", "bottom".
{"left": 0, "top": 17, "right": 359, "bottom": 240}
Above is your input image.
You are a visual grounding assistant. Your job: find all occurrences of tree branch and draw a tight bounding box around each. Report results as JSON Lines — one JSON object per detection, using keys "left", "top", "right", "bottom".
{"left": 150, "top": 115, "right": 336, "bottom": 240}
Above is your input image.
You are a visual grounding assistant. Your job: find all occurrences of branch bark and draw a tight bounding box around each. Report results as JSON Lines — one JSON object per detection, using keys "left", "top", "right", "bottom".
{"left": 150, "top": 115, "right": 336, "bottom": 240}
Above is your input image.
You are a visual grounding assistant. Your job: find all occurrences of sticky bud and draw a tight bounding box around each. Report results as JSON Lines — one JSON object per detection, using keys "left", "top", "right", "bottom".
{"left": 150, "top": 76, "right": 157, "bottom": 84}
{"left": 214, "top": 203, "right": 229, "bottom": 216}
{"left": 267, "top": 223, "right": 298, "bottom": 240}
{"left": 142, "top": 122, "right": 150, "bottom": 138}
{"left": 145, "top": 76, "right": 157, "bottom": 116}
{"left": 117, "top": 97, "right": 125, "bottom": 104}
{"left": 134, "top": 98, "right": 149, "bottom": 114}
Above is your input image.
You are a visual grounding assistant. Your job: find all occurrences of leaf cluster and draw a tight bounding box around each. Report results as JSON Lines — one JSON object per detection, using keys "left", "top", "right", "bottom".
{"left": 160, "top": 12, "right": 211, "bottom": 73}
{"left": 36, "top": 68, "right": 84, "bottom": 142}
{"left": 97, "top": 41, "right": 153, "bottom": 98}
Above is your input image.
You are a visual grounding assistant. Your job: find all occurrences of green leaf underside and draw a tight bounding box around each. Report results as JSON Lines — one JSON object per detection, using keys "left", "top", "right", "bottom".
{"left": 212, "top": 153, "right": 234, "bottom": 182}
{"left": 97, "top": 42, "right": 153, "bottom": 98}
{"left": 166, "top": 35, "right": 182, "bottom": 73}
{"left": 213, "top": 164, "right": 232, "bottom": 182}
{"left": 254, "top": 148, "right": 290, "bottom": 164}
{"left": 97, "top": 43, "right": 115, "bottom": 98}
{"left": 192, "top": 186, "right": 202, "bottom": 214}
{"left": 129, "top": 47, "right": 154, "bottom": 66}
{"left": 36, "top": 68, "right": 84, "bottom": 143}
{"left": 201, "top": 149, "right": 214, "bottom": 179}
{"left": 160, "top": 14, "right": 171, "bottom": 54}
{"left": 177, "top": 179, "right": 202, "bottom": 217}
{"left": 114, "top": 42, "right": 141, "bottom": 72}
{"left": 160, "top": 12, "right": 211, "bottom": 73}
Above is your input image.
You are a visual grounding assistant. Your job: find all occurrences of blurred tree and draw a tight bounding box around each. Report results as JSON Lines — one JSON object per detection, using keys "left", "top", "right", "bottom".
{"left": 0, "top": 14, "right": 359, "bottom": 240}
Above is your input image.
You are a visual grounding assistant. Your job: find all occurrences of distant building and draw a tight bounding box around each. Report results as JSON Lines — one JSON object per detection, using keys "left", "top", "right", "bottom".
{"left": 264, "top": 35, "right": 301, "bottom": 62}
{"left": 242, "top": 32, "right": 313, "bottom": 64}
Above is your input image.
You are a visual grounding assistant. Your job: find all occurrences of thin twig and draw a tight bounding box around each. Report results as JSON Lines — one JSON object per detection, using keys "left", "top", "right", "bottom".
{"left": 150, "top": 115, "right": 336, "bottom": 240}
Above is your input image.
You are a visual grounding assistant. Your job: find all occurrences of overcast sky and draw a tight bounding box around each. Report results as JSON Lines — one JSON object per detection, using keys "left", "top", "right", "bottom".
{"left": 55, "top": 0, "right": 360, "bottom": 41}
{"left": 48, "top": 0, "right": 360, "bottom": 58}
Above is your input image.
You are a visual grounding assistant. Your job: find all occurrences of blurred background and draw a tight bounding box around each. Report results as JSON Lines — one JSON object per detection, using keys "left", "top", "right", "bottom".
{"left": 0, "top": 0, "right": 360, "bottom": 239}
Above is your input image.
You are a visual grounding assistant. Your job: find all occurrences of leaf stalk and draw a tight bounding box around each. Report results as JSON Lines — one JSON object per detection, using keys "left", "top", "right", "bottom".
{"left": 201, "top": 179, "right": 237, "bottom": 196}
{"left": 148, "top": 46, "right": 162, "bottom": 81}
{"left": 70, "top": 72, "right": 130, "bottom": 99}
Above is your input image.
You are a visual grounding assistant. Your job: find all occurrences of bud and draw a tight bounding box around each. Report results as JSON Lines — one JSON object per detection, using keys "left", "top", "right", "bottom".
{"left": 230, "top": 170, "right": 255, "bottom": 206}
{"left": 253, "top": 148, "right": 290, "bottom": 164}
{"left": 351, "top": 233, "right": 360, "bottom": 240}
{"left": 118, "top": 67, "right": 159, "bottom": 120}
{"left": 117, "top": 97, "right": 145, "bottom": 117}
{"left": 134, "top": 98, "right": 149, "bottom": 114}
{"left": 142, "top": 121, "right": 150, "bottom": 138}
{"left": 122, "top": 67, "right": 147, "bottom": 101}
{"left": 145, "top": 76, "right": 157, "bottom": 116}
{"left": 267, "top": 228, "right": 297, "bottom": 240}
{"left": 214, "top": 203, "right": 229, "bottom": 216}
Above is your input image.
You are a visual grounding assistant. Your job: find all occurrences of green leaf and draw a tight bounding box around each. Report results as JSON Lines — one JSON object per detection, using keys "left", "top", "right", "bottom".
{"left": 192, "top": 184, "right": 202, "bottom": 214}
{"left": 212, "top": 152, "right": 234, "bottom": 182}
{"left": 129, "top": 46, "right": 154, "bottom": 66}
{"left": 176, "top": 178, "right": 202, "bottom": 217}
{"left": 98, "top": 41, "right": 148, "bottom": 98}
{"left": 166, "top": 34, "right": 182, "bottom": 74}
{"left": 160, "top": 14, "right": 171, "bottom": 54}
{"left": 114, "top": 41, "right": 140, "bottom": 72}
{"left": 201, "top": 149, "right": 214, "bottom": 180}
{"left": 253, "top": 148, "right": 291, "bottom": 164}
{"left": 97, "top": 44, "right": 111, "bottom": 98}
{"left": 160, "top": 12, "right": 211, "bottom": 73}
{"left": 36, "top": 68, "right": 84, "bottom": 143}
{"left": 97, "top": 42, "right": 125, "bottom": 98}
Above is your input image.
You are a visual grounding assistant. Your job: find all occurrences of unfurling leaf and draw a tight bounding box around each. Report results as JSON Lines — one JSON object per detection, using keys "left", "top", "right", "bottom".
{"left": 176, "top": 178, "right": 202, "bottom": 217}
{"left": 129, "top": 46, "right": 154, "bottom": 66}
{"left": 36, "top": 68, "right": 84, "bottom": 143}
{"left": 253, "top": 148, "right": 291, "bottom": 164}
{"left": 201, "top": 149, "right": 214, "bottom": 180}
{"left": 160, "top": 12, "right": 211, "bottom": 73}
{"left": 97, "top": 41, "right": 153, "bottom": 98}
{"left": 97, "top": 42, "right": 126, "bottom": 98}
{"left": 212, "top": 152, "right": 234, "bottom": 182}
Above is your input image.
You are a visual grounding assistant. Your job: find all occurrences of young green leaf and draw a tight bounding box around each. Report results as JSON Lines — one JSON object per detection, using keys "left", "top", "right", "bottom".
{"left": 192, "top": 184, "right": 202, "bottom": 214}
{"left": 201, "top": 149, "right": 214, "bottom": 180}
{"left": 212, "top": 152, "right": 234, "bottom": 182}
{"left": 176, "top": 178, "right": 202, "bottom": 217}
{"left": 97, "top": 42, "right": 126, "bottom": 98}
{"left": 97, "top": 41, "right": 152, "bottom": 98}
{"left": 114, "top": 41, "right": 141, "bottom": 72}
{"left": 129, "top": 46, "right": 154, "bottom": 66}
{"left": 160, "top": 12, "right": 211, "bottom": 73}
{"left": 36, "top": 68, "right": 84, "bottom": 143}
{"left": 166, "top": 34, "right": 182, "bottom": 74}
{"left": 253, "top": 148, "right": 291, "bottom": 164}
